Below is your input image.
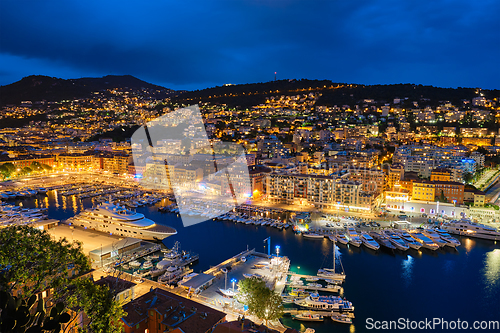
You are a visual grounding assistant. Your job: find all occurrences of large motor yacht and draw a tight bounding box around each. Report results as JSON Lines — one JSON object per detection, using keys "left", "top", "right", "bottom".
{"left": 442, "top": 219, "right": 500, "bottom": 241}
{"left": 68, "top": 201, "right": 177, "bottom": 241}
{"left": 294, "top": 294, "right": 353, "bottom": 312}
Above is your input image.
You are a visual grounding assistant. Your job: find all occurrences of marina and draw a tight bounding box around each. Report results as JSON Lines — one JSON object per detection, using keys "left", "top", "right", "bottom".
{"left": 4, "top": 187, "right": 500, "bottom": 332}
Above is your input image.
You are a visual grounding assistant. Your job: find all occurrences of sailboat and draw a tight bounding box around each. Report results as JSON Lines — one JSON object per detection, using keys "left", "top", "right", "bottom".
{"left": 317, "top": 238, "right": 346, "bottom": 282}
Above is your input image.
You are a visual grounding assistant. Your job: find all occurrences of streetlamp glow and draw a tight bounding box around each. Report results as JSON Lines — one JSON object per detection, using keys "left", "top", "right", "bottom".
{"left": 231, "top": 278, "right": 237, "bottom": 291}
{"left": 275, "top": 245, "right": 280, "bottom": 257}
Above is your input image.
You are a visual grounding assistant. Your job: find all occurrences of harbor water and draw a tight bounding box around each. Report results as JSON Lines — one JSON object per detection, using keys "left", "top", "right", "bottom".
{"left": 21, "top": 192, "right": 500, "bottom": 332}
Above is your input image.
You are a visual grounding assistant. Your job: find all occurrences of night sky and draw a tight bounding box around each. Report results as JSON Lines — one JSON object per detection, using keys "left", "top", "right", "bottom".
{"left": 1, "top": 0, "right": 499, "bottom": 90}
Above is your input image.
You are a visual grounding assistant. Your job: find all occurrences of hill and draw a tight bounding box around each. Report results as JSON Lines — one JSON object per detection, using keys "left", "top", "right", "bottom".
{"left": 171, "top": 79, "right": 500, "bottom": 109}
{"left": 0, "top": 75, "right": 173, "bottom": 106}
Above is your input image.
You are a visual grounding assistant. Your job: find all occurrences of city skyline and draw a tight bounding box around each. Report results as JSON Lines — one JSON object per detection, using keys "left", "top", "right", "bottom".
{"left": 1, "top": 0, "right": 499, "bottom": 90}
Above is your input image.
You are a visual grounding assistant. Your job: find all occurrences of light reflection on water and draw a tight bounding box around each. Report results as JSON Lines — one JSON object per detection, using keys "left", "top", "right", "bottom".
{"left": 464, "top": 238, "right": 475, "bottom": 253}
{"left": 401, "top": 255, "right": 413, "bottom": 287}
{"left": 483, "top": 249, "right": 500, "bottom": 287}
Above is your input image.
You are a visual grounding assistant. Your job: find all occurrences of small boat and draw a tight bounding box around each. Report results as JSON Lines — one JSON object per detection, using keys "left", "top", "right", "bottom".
{"left": 394, "top": 230, "right": 422, "bottom": 250}
{"left": 129, "top": 260, "right": 141, "bottom": 268}
{"left": 219, "top": 288, "right": 237, "bottom": 297}
{"left": 37, "top": 187, "right": 48, "bottom": 194}
{"left": 241, "top": 256, "right": 247, "bottom": 262}
{"left": 422, "top": 229, "right": 448, "bottom": 248}
{"left": 335, "top": 233, "right": 349, "bottom": 245}
{"left": 306, "top": 277, "right": 319, "bottom": 282}
{"left": 158, "top": 266, "right": 183, "bottom": 283}
{"left": 383, "top": 230, "right": 410, "bottom": 251}
{"left": 345, "top": 228, "right": 362, "bottom": 247}
{"left": 433, "top": 229, "right": 461, "bottom": 248}
{"left": 303, "top": 232, "right": 325, "bottom": 239}
{"left": 331, "top": 314, "right": 353, "bottom": 324}
{"left": 307, "top": 283, "right": 322, "bottom": 288}
{"left": 328, "top": 235, "right": 337, "bottom": 242}
{"left": 141, "top": 260, "right": 153, "bottom": 270}
{"left": 369, "top": 232, "right": 396, "bottom": 250}
{"left": 292, "top": 313, "right": 324, "bottom": 322}
{"left": 410, "top": 232, "right": 440, "bottom": 251}
{"left": 360, "top": 232, "right": 380, "bottom": 250}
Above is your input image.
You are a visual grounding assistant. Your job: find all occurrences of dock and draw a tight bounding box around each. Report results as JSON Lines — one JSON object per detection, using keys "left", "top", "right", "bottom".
{"left": 287, "top": 272, "right": 346, "bottom": 281}
{"left": 204, "top": 248, "right": 255, "bottom": 276}
{"left": 285, "top": 283, "right": 342, "bottom": 293}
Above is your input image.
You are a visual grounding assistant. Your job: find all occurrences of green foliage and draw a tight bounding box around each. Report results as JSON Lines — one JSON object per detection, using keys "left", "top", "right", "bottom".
{"left": 236, "top": 277, "right": 283, "bottom": 326}
{"left": 0, "top": 225, "right": 90, "bottom": 297}
{"left": 66, "top": 278, "right": 125, "bottom": 333}
{"left": 463, "top": 172, "right": 473, "bottom": 184}
{"left": 0, "top": 291, "right": 70, "bottom": 333}
{"left": 0, "top": 226, "right": 125, "bottom": 333}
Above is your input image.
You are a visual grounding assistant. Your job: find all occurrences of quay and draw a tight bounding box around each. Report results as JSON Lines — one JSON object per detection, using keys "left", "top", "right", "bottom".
{"left": 204, "top": 248, "right": 256, "bottom": 276}
{"left": 287, "top": 272, "right": 346, "bottom": 282}
{"left": 284, "top": 283, "right": 342, "bottom": 293}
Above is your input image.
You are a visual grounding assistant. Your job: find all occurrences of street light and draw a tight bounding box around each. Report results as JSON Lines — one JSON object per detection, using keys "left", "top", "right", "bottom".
{"left": 231, "top": 278, "right": 237, "bottom": 292}
{"left": 297, "top": 266, "right": 300, "bottom": 275}
{"left": 275, "top": 245, "right": 280, "bottom": 257}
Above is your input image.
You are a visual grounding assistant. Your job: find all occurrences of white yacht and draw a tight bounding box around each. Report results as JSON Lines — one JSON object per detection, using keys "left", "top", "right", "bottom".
{"left": 422, "top": 229, "right": 447, "bottom": 248}
{"left": 409, "top": 232, "right": 440, "bottom": 251}
{"left": 158, "top": 266, "right": 184, "bottom": 283}
{"left": 295, "top": 294, "right": 353, "bottom": 312}
{"left": 394, "top": 230, "right": 422, "bottom": 250}
{"left": 335, "top": 233, "right": 349, "bottom": 245}
{"left": 69, "top": 201, "right": 177, "bottom": 241}
{"left": 360, "top": 232, "right": 380, "bottom": 250}
{"left": 433, "top": 229, "right": 461, "bottom": 247}
{"left": 383, "top": 230, "right": 410, "bottom": 251}
{"left": 345, "top": 228, "right": 362, "bottom": 247}
{"left": 442, "top": 219, "right": 500, "bottom": 241}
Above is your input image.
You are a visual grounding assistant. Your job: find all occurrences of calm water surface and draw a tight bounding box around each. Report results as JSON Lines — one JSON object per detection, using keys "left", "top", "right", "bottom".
{"left": 21, "top": 192, "right": 500, "bottom": 332}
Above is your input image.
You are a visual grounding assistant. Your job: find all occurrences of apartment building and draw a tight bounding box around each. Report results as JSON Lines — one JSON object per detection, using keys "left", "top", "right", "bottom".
{"left": 412, "top": 181, "right": 435, "bottom": 201}
{"left": 346, "top": 167, "right": 385, "bottom": 195}
{"left": 57, "top": 153, "right": 93, "bottom": 171}
{"left": 430, "top": 168, "right": 452, "bottom": 181}
{"left": 412, "top": 180, "right": 465, "bottom": 204}
{"left": 387, "top": 163, "right": 405, "bottom": 191}
{"left": 266, "top": 173, "right": 373, "bottom": 211}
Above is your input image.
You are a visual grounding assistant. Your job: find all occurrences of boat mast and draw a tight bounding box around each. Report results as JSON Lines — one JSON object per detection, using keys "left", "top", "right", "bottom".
{"left": 333, "top": 238, "right": 335, "bottom": 273}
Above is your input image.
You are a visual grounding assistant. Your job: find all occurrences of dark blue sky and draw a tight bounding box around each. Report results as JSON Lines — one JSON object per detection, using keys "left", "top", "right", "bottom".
{"left": 1, "top": 0, "right": 499, "bottom": 90}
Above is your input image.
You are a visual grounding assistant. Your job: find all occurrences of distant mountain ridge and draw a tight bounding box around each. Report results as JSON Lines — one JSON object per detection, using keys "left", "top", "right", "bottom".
{"left": 0, "top": 75, "right": 173, "bottom": 106}
{"left": 2, "top": 75, "right": 499, "bottom": 109}
{"left": 171, "top": 79, "right": 500, "bottom": 109}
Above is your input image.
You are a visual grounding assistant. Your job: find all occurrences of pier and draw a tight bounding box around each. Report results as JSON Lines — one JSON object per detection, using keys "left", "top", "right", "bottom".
{"left": 204, "top": 248, "right": 255, "bottom": 276}
{"left": 284, "top": 283, "right": 342, "bottom": 293}
{"left": 287, "top": 272, "right": 346, "bottom": 281}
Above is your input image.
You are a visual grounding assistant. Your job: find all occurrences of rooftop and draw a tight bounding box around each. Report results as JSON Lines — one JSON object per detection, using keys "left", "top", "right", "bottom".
{"left": 122, "top": 288, "right": 226, "bottom": 333}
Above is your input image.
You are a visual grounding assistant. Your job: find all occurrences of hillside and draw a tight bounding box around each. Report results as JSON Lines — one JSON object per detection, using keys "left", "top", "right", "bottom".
{"left": 171, "top": 79, "right": 500, "bottom": 109}
{"left": 0, "top": 75, "right": 173, "bottom": 106}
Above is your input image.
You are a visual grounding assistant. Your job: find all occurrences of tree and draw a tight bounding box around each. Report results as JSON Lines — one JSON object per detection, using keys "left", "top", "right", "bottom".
{"left": 0, "top": 225, "right": 90, "bottom": 297}
{"left": 463, "top": 172, "right": 473, "bottom": 184}
{"left": 0, "top": 225, "right": 124, "bottom": 333}
{"left": 438, "top": 190, "right": 448, "bottom": 203}
{"left": 236, "top": 277, "right": 283, "bottom": 326}
{"left": 64, "top": 278, "right": 125, "bottom": 333}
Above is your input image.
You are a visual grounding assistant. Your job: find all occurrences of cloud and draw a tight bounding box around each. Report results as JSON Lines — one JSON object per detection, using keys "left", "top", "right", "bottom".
{"left": 0, "top": 0, "right": 499, "bottom": 89}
